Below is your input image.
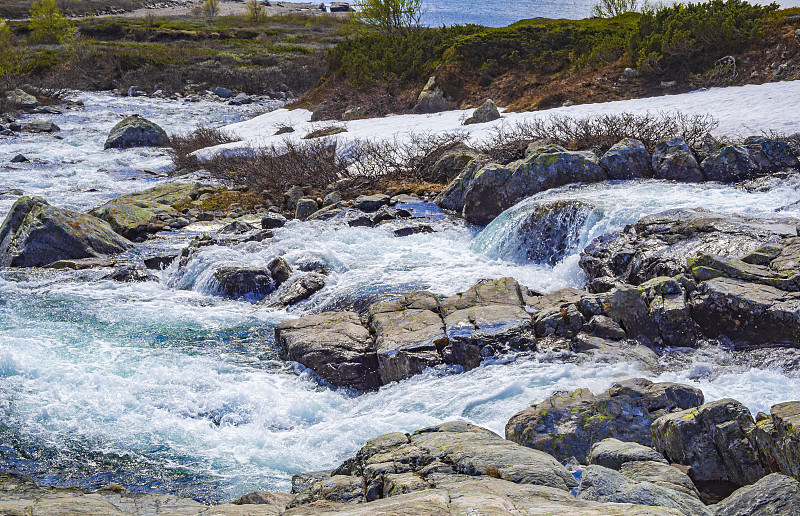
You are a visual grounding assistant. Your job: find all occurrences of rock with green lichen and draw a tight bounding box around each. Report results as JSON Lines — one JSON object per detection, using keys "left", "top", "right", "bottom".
{"left": 711, "top": 473, "right": 800, "bottom": 516}
{"left": 652, "top": 137, "right": 703, "bottom": 182}
{"left": 601, "top": 138, "right": 652, "bottom": 180}
{"left": 587, "top": 439, "right": 667, "bottom": 470}
{"left": 752, "top": 401, "right": 800, "bottom": 481}
{"left": 104, "top": 114, "right": 169, "bottom": 149}
{"left": 505, "top": 378, "right": 703, "bottom": 463}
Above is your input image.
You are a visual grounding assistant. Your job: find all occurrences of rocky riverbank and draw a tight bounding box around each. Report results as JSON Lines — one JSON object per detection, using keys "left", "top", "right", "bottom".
{"left": 2, "top": 379, "right": 798, "bottom": 515}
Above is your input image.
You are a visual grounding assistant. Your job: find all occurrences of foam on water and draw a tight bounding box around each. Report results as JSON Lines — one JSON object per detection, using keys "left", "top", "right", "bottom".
{"left": 2, "top": 94, "right": 800, "bottom": 503}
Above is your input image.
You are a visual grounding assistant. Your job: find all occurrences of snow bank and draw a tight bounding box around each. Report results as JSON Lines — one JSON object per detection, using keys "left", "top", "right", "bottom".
{"left": 195, "top": 80, "right": 800, "bottom": 161}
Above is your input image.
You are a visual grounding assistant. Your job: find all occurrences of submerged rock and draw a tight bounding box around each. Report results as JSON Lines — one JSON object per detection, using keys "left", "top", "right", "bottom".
{"left": 511, "top": 200, "right": 595, "bottom": 265}
{"left": 104, "top": 114, "right": 169, "bottom": 150}
{"left": 0, "top": 196, "right": 132, "bottom": 267}
{"left": 505, "top": 378, "right": 703, "bottom": 463}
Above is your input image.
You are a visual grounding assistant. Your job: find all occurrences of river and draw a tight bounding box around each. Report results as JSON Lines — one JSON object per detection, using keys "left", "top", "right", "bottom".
{"left": 1, "top": 92, "right": 800, "bottom": 503}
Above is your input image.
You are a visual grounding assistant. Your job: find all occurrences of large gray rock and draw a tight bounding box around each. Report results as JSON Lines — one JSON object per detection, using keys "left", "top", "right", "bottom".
{"left": 0, "top": 196, "right": 132, "bottom": 267}
{"left": 433, "top": 157, "right": 487, "bottom": 212}
{"left": 463, "top": 99, "right": 500, "bottom": 125}
{"left": 367, "top": 291, "right": 446, "bottom": 384}
{"left": 601, "top": 138, "right": 652, "bottom": 180}
{"left": 214, "top": 267, "right": 275, "bottom": 300}
{"left": 426, "top": 146, "right": 481, "bottom": 184}
{"left": 752, "top": 401, "right": 800, "bottom": 481}
{"left": 651, "top": 399, "right": 767, "bottom": 486}
{"left": 295, "top": 198, "right": 319, "bottom": 220}
{"left": 5, "top": 89, "right": 38, "bottom": 109}
{"left": 415, "top": 76, "right": 449, "bottom": 113}
{"left": 621, "top": 460, "right": 702, "bottom": 499}
{"left": 261, "top": 212, "right": 287, "bottom": 229}
{"left": 712, "top": 473, "right": 800, "bottom": 516}
{"left": 463, "top": 145, "right": 606, "bottom": 225}
{"left": 701, "top": 144, "right": 771, "bottom": 183}
{"left": 579, "top": 208, "right": 797, "bottom": 290}
{"left": 104, "top": 114, "right": 169, "bottom": 149}
{"left": 275, "top": 311, "right": 380, "bottom": 392}
{"left": 505, "top": 378, "right": 703, "bottom": 463}
{"left": 577, "top": 465, "right": 712, "bottom": 516}
{"left": 587, "top": 439, "right": 667, "bottom": 470}
{"left": 651, "top": 137, "right": 703, "bottom": 182}
{"left": 19, "top": 119, "right": 59, "bottom": 133}
{"left": 744, "top": 136, "right": 800, "bottom": 171}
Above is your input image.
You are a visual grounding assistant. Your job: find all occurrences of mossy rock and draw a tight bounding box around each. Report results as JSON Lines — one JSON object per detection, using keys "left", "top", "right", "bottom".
{"left": 104, "top": 115, "right": 169, "bottom": 150}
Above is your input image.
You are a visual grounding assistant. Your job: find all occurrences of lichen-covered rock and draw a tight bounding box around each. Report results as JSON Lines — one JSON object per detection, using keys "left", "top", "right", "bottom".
{"left": 104, "top": 114, "right": 169, "bottom": 149}
{"left": 0, "top": 196, "right": 132, "bottom": 267}
{"left": 651, "top": 399, "right": 767, "bottom": 486}
{"left": 505, "top": 379, "right": 703, "bottom": 463}
{"left": 415, "top": 76, "right": 449, "bottom": 113}
{"left": 687, "top": 253, "right": 800, "bottom": 291}
{"left": 433, "top": 157, "right": 488, "bottom": 213}
{"left": 711, "top": 473, "right": 800, "bottom": 516}
{"left": 577, "top": 465, "right": 712, "bottom": 516}
{"left": 651, "top": 137, "right": 703, "bottom": 182}
{"left": 274, "top": 311, "right": 380, "bottom": 392}
{"left": 601, "top": 138, "right": 652, "bottom": 180}
{"left": 295, "top": 198, "right": 319, "bottom": 220}
{"left": 752, "top": 401, "right": 800, "bottom": 480}
{"left": 426, "top": 146, "right": 481, "bottom": 184}
{"left": 587, "top": 439, "right": 668, "bottom": 470}
{"left": 463, "top": 99, "right": 500, "bottom": 125}
{"left": 6, "top": 88, "right": 38, "bottom": 109}
{"left": 288, "top": 475, "right": 365, "bottom": 507}
{"left": 367, "top": 291, "right": 446, "bottom": 384}
{"left": 701, "top": 144, "right": 771, "bottom": 183}
{"left": 688, "top": 277, "right": 800, "bottom": 348}
{"left": 744, "top": 136, "right": 800, "bottom": 171}
{"left": 89, "top": 183, "right": 201, "bottom": 240}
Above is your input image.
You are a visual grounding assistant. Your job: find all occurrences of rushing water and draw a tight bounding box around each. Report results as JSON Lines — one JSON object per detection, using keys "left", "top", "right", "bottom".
{"left": 2, "top": 93, "right": 800, "bottom": 503}
{"left": 421, "top": 0, "right": 800, "bottom": 27}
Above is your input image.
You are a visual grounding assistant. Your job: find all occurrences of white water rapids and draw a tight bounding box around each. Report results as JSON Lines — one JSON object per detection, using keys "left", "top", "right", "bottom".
{"left": 1, "top": 91, "right": 800, "bottom": 503}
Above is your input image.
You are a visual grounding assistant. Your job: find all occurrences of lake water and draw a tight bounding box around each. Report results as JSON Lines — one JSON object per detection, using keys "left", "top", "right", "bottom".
{"left": 421, "top": 0, "right": 800, "bottom": 27}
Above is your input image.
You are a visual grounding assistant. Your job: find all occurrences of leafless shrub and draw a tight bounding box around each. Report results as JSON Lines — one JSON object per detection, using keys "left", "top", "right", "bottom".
{"left": 168, "top": 126, "right": 240, "bottom": 172}
{"left": 478, "top": 111, "right": 719, "bottom": 162}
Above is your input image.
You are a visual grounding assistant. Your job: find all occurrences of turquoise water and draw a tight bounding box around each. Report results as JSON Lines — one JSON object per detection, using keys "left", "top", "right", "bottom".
{"left": 421, "top": 0, "right": 800, "bottom": 27}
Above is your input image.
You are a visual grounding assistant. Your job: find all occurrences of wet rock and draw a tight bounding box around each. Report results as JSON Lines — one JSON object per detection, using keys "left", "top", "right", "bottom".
{"left": 426, "top": 145, "right": 481, "bottom": 183}
{"left": 752, "top": 401, "right": 800, "bottom": 480}
{"left": 229, "top": 92, "right": 252, "bottom": 105}
{"left": 214, "top": 86, "right": 233, "bottom": 98}
{"left": 261, "top": 212, "right": 287, "bottom": 229}
{"left": 393, "top": 225, "right": 434, "bottom": 237}
{"left": 651, "top": 398, "right": 767, "bottom": 486}
{"left": 295, "top": 198, "right": 319, "bottom": 220}
{"left": 89, "top": 183, "right": 199, "bottom": 240}
{"left": 577, "top": 465, "right": 712, "bottom": 516}
{"left": 505, "top": 378, "right": 703, "bottom": 463}
{"left": 104, "top": 114, "right": 169, "bottom": 149}
{"left": 415, "top": 76, "right": 449, "bottom": 113}
{"left": 44, "top": 257, "right": 116, "bottom": 270}
{"left": 277, "top": 273, "right": 325, "bottom": 306}
{"left": 353, "top": 194, "right": 390, "bottom": 212}
{"left": 701, "top": 144, "right": 771, "bottom": 183}
{"left": 587, "top": 315, "right": 626, "bottom": 340}
{"left": 220, "top": 220, "right": 256, "bottom": 234}
{"left": 587, "top": 439, "right": 668, "bottom": 470}
{"left": 459, "top": 144, "right": 605, "bottom": 225}
{"left": 711, "top": 473, "right": 800, "bottom": 516}
{"left": 688, "top": 277, "right": 800, "bottom": 348}
{"left": 579, "top": 208, "right": 797, "bottom": 289}
{"left": 367, "top": 291, "right": 446, "bottom": 384}
{"left": 19, "top": 120, "right": 59, "bottom": 133}
{"left": 433, "top": 157, "right": 489, "bottom": 213}
{"left": 214, "top": 267, "right": 275, "bottom": 300}
{"left": 0, "top": 196, "right": 132, "bottom": 267}
{"left": 687, "top": 253, "right": 799, "bottom": 290}
{"left": 274, "top": 311, "right": 380, "bottom": 391}
{"left": 143, "top": 253, "right": 178, "bottom": 270}
{"left": 108, "top": 264, "right": 158, "bottom": 282}
{"left": 267, "top": 256, "right": 292, "bottom": 285}
{"left": 512, "top": 200, "right": 595, "bottom": 265}
{"left": 292, "top": 470, "right": 334, "bottom": 494}
{"left": 600, "top": 138, "right": 652, "bottom": 180}
{"left": 463, "top": 99, "right": 500, "bottom": 125}
{"left": 744, "top": 136, "right": 800, "bottom": 171}
{"left": 651, "top": 137, "right": 703, "bottom": 182}
{"left": 10, "top": 154, "right": 28, "bottom": 163}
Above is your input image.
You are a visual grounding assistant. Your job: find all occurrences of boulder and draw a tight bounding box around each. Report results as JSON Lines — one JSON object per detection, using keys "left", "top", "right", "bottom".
{"left": 463, "top": 99, "right": 500, "bottom": 125}
{"left": 579, "top": 208, "right": 797, "bottom": 290}
{"left": 701, "top": 144, "right": 771, "bottom": 183}
{"left": 277, "top": 273, "right": 325, "bottom": 306}
{"left": 600, "top": 138, "right": 652, "bottom": 180}
{"left": 10, "top": 154, "right": 28, "bottom": 163}
{"left": 688, "top": 278, "right": 800, "bottom": 348}
{"left": 274, "top": 312, "right": 380, "bottom": 392}
{"left": 108, "top": 264, "right": 157, "bottom": 282}
{"left": 752, "top": 401, "right": 800, "bottom": 480}
{"left": 284, "top": 185, "right": 305, "bottom": 211}
{"left": 323, "top": 191, "right": 342, "bottom": 206}
{"left": 711, "top": 473, "right": 800, "bottom": 516}
{"left": 393, "top": 225, "right": 434, "bottom": 237}
{"left": 5, "top": 89, "right": 38, "bottom": 109}
{"left": 687, "top": 253, "right": 800, "bottom": 291}
{"left": 261, "top": 212, "right": 287, "bottom": 229}
{"left": 19, "top": 120, "right": 59, "bottom": 133}
{"left": 234, "top": 490, "right": 293, "bottom": 508}
{"left": 288, "top": 475, "right": 365, "bottom": 507}
{"left": 651, "top": 399, "right": 767, "bottom": 486}
{"left": 459, "top": 145, "right": 605, "bottom": 225}
{"left": 104, "top": 115, "right": 169, "bottom": 149}
{"left": 367, "top": 291, "right": 446, "bottom": 384}
{"left": 0, "top": 196, "right": 132, "bottom": 267}
{"left": 415, "top": 76, "right": 449, "bottom": 114}
{"left": 214, "top": 86, "right": 233, "bottom": 98}
{"left": 432, "top": 157, "right": 488, "bottom": 213}
{"left": 744, "top": 136, "right": 800, "bottom": 171}
{"left": 577, "top": 465, "right": 712, "bottom": 516}
{"left": 426, "top": 145, "right": 481, "bottom": 184}
{"left": 213, "top": 267, "right": 275, "bottom": 300}
{"left": 353, "top": 194, "right": 390, "bottom": 212}
{"left": 651, "top": 137, "right": 703, "bottom": 182}
{"left": 220, "top": 220, "right": 256, "bottom": 234}
{"left": 510, "top": 200, "right": 595, "bottom": 265}
{"left": 295, "top": 198, "right": 318, "bottom": 220}
{"left": 505, "top": 378, "right": 703, "bottom": 463}
{"left": 267, "top": 256, "right": 293, "bottom": 285}
{"left": 587, "top": 439, "right": 668, "bottom": 470}
{"left": 329, "top": 2, "right": 351, "bottom": 11}
{"left": 89, "top": 183, "right": 199, "bottom": 240}
{"left": 620, "top": 460, "right": 702, "bottom": 499}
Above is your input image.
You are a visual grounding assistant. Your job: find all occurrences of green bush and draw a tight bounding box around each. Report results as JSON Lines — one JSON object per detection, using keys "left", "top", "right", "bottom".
{"left": 630, "top": 0, "right": 779, "bottom": 77}
{"left": 29, "top": 0, "right": 76, "bottom": 44}
{"left": 352, "top": 0, "right": 423, "bottom": 37}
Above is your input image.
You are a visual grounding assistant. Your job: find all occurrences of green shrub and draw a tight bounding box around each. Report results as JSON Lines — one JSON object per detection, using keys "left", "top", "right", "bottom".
{"left": 352, "top": 0, "right": 423, "bottom": 37}
{"left": 29, "top": 0, "right": 76, "bottom": 44}
{"left": 630, "top": 0, "right": 779, "bottom": 77}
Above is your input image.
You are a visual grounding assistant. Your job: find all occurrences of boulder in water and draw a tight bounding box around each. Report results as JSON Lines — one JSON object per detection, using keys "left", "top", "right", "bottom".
{"left": 0, "top": 196, "right": 132, "bottom": 267}
{"left": 276, "top": 273, "right": 326, "bottom": 306}
{"left": 19, "top": 120, "right": 59, "bottom": 133}
{"left": 600, "top": 138, "right": 652, "bottom": 180}
{"left": 104, "top": 115, "right": 169, "bottom": 150}
{"left": 508, "top": 200, "right": 594, "bottom": 265}
{"left": 214, "top": 267, "right": 275, "bottom": 300}
{"left": 261, "top": 212, "right": 287, "bottom": 229}
{"left": 295, "top": 198, "right": 319, "bottom": 220}
{"left": 651, "top": 137, "right": 703, "bottom": 182}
